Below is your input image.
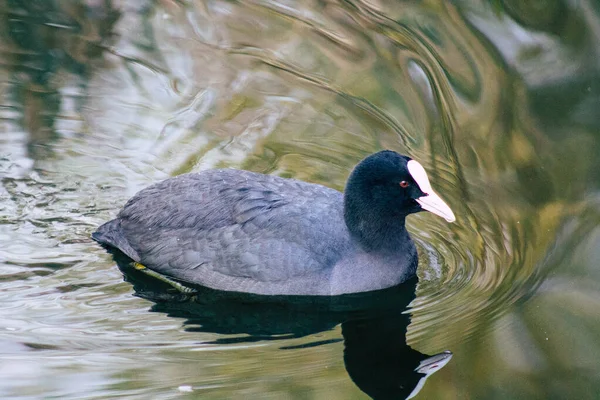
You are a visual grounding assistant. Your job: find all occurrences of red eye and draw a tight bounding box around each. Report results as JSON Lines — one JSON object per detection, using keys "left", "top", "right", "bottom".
{"left": 400, "top": 181, "right": 409, "bottom": 188}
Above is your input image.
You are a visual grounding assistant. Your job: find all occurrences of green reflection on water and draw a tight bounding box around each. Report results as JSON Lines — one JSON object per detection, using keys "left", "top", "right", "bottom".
{"left": 0, "top": 0, "right": 599, "bottom": 399}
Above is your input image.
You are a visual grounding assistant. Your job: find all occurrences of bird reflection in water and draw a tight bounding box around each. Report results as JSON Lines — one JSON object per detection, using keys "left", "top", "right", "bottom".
{"left": 112, "top": 250, "right": 452, "bottom": 399}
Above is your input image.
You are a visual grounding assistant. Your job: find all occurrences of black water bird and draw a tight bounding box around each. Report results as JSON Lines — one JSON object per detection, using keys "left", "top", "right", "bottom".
{"left": 93, "top": 150, "right": 455, "bottom": 296}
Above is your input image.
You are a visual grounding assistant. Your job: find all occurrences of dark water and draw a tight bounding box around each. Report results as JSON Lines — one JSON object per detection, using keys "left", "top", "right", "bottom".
{"left": 1, "top": 1, "right": 599, "bottom": 399}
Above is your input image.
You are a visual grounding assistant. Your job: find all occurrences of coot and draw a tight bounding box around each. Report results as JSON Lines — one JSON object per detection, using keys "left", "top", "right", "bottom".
{"left": 93, "top": 150, "right": 455, "bottom": 295}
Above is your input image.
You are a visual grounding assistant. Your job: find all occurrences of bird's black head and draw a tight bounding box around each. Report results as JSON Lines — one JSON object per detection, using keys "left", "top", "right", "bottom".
{"left": 343, "top": 150, "right": 454, "bottom": 250}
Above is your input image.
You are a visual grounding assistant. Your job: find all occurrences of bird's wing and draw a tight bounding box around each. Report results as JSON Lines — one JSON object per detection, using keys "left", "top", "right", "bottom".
{"left": 98, "top": 170, "right": 351, "bottom": 294}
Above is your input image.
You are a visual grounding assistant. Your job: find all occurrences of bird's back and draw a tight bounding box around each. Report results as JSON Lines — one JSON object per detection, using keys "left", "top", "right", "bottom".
{"left": 93, "top": 169, "right": 352, "bottom": 295}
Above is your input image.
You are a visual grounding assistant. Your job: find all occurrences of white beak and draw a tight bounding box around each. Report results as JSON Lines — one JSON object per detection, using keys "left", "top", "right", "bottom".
{"left": 407, "top": 351, "right": 453, "bottom": 399}
{"left": 407, "top": 160, "right": 456, "bottom": 223}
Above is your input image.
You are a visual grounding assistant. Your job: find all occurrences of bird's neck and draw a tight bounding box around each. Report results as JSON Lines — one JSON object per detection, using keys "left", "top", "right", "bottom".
{"left": 344, "top": 203, "right": 411, "bottom": 253}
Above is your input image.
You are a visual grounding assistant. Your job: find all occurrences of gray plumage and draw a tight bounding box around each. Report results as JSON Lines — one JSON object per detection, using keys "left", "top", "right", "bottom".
{"left": 93, "top": 151, "right": 438, "bottom": 296}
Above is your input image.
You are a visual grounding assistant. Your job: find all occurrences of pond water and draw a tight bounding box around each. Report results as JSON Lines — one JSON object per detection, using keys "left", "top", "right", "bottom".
{"left": 1, "top": 1, "right": 600, "bottom": 399}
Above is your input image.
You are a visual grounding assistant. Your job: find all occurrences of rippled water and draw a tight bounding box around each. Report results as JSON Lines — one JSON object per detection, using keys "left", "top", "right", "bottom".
{"left": 1, "top": 1, "right": 600, "bottom": 399}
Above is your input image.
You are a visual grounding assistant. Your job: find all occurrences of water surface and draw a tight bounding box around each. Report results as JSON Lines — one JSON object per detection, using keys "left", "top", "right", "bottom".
{"left": 1, "top": 1, "right": 600, "bottom": 399}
